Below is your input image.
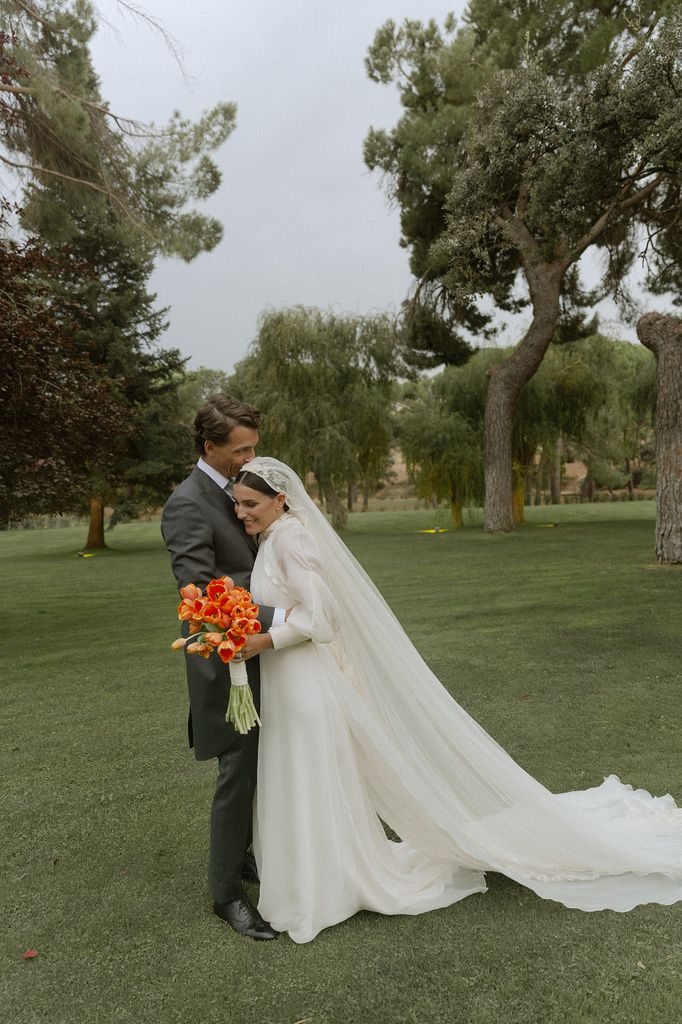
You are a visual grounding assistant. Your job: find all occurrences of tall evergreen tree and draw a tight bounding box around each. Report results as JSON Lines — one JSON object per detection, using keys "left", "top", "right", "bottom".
{"left": 1, "top": 2, "right": 236, "bottom": 542}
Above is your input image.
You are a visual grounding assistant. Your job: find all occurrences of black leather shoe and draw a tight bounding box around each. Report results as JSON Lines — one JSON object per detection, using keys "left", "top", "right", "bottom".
{"left": 241, "top": 850, "right": 259, "bottom": 883}
{"left": 213, "top": 895, "right": 278, "bottom": 940}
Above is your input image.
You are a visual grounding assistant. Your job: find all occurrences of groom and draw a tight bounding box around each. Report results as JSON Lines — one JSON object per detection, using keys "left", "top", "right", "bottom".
{"left": 161, "top": 394, "right": 281, "bottom": 941}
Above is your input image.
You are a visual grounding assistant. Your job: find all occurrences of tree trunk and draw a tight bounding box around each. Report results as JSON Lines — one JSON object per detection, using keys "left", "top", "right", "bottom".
{"left": 580, "top": 473, "right": 595, "bottom": 503}
{"left": 450, "top": 492, "right": 462, "bottom": 529}
{"left": 637, "top": 313, "right": 682, "bottom": 564}
{"left": 85, "top": 495, "right": 107, "bottom": 549}
{"left": 484, "top": 374, "right": 516, "bottom": 531}
{"left": 512, "top": 463, "right": 525, "bottom": 524}
{"left": 347, "top": 481, "right": 355, "bottom": 512}
{"left": 362, "top": 480, "right": 369, "bottom": 512}
{"left": 523, "top": 463, "right": 534, "bottom": 507}
{"left": 322, "top": 482, "right": 347, "bottom": 532}
{"left": 550, "top": 437, "right": 563, "bottom": 505}
{"left": 533, "top": 458, "right": 543, "bottom": 505}
{"left": 625, "top": 457, "right": 634, "bottom": 500}
{"left": 483, "top": 261, "right": 564, "bottom": 532}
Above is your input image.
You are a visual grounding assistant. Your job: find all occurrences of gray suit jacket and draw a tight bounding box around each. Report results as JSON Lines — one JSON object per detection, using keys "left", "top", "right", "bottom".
{"left": 161, "top": 466, "right": 274, "bottom": 759}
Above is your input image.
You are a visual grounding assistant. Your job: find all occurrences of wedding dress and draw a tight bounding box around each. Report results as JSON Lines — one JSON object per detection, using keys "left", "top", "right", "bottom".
{"left": 246, "top": 458, "right": 682, "bottom": 944}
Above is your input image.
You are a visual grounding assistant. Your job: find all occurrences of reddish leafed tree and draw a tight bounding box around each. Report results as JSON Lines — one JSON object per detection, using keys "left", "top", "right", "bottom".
{"left": 0, "top": 213, "right": 133, "bottom": 526}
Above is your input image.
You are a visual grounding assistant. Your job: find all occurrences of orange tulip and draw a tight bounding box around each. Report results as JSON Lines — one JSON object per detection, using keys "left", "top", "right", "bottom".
{"left": 179, "top": 583, "right": 203, "bottom": 601}
{"left": 227, "top": 630, "right": 246, "bottom": 650}
{"left": 207, "top": 576, "right": 235, "bottom": 601}
{"left": 171, "top": 637, "right": 189, "bottom": 650}
{"left": 204, "top": 632, "right": 224, "bottom": 647}
{"left": 217, "top": 641, "right": 236, "bottom": 663}
{"left": 187, "top": 642, "right": 212, "bottom": 659}
{"left": 201, "top": 601, "right": 223, "bottom": 625}
{"left": 178, "top": 596, "right": 205, "bottom": 622}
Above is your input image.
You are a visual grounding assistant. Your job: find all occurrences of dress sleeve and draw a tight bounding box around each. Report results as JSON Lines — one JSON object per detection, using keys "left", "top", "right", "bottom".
{"left": 267, "top": 522, "right": 339, "bottom": 650}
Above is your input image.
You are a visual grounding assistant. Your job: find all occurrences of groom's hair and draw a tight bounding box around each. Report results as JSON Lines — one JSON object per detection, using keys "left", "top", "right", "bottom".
{"left": 194, "top": 394, "right": 262, "bottom": 455}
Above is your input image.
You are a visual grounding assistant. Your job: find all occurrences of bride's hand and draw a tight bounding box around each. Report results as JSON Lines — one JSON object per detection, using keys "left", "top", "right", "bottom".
{"left": 240, "top": 633, "right": 274, "bottom": 660}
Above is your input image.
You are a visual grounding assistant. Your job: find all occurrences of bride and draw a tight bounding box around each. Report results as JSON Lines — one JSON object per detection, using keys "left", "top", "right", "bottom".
{"left": 232, "top": 457, "right": 682, "bottom": 944}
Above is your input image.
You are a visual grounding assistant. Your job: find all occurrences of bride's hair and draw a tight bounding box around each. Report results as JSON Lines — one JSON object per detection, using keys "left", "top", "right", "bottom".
{"left": 235, "top": 469, "right": 289, "bottom": 511}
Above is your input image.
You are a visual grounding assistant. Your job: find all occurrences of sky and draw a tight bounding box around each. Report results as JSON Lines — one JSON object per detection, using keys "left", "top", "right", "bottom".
{"left": 89, "top": 0, "right": 637, "bottom": 373}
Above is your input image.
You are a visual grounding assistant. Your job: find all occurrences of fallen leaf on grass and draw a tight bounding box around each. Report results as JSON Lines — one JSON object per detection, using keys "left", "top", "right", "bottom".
{"left": 23, "top": 949, "right": 38, "bottom": 960}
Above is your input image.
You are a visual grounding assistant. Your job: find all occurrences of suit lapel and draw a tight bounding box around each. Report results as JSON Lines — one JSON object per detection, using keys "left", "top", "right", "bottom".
{"left": 223, "top": 487, "right": 258, "bottom": 555}
{"left": 190, "top": 467, "right": 258, "bottom": 555}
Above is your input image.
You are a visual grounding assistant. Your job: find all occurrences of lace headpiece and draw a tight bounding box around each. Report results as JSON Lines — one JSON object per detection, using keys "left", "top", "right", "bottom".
{"left": 245, "top": 460, "right": 290, "bottom": 496}
{"left": 242, "top": 457, "right": 310, "bottom": 522}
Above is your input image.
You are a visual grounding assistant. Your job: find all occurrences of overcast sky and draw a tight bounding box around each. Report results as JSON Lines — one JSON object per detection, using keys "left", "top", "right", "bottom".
{"left": 90, "top": 0, "right": 636, "bottom": 373}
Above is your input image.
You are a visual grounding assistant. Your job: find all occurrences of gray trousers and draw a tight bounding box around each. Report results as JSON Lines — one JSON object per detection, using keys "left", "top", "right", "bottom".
{"left": 207, "top": 725, "right": 259, "bottom": 903}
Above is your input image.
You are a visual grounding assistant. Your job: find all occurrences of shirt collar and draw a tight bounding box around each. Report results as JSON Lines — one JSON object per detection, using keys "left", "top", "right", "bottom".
{"left": 197, "top": 457, "right": 231, "bottom": 491}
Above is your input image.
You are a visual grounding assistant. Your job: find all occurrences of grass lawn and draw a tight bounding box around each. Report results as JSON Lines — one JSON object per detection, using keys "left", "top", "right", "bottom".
{"left": 2, "top": 501, "right": 681, "bottom": 1024}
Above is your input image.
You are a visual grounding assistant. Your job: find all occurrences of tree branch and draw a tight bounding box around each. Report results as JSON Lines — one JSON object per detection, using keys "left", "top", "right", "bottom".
{"left": 515, "top": 183, "right": 529, "bottom": 218}
{"left": 7, "top": 0, "right": 188, "bottom": 81}
{"left": 620, "top": 173, "right": 665, "bottom": 211}
{"left": 9, "top": 0, "right": 54, "bottom": 32}
{"left": 571, "top": 174, "right": 665, "bottom": 258}
{"left": 0, "top": 82, "right": 158, "bottom": 139}
{"left": 571, "top": 204, "right": 619, "bottom": 259}
{"left": 103, "top": 0, "right": 188, "bottom": 81}
{"left": 0, "top": 85, "right": 32, "bottom": 96}
{"left": 494, "top": 209, "right": 541, "bottom": 263}
{"left": 0, "top": 152, "right": 136, "bottom": 218}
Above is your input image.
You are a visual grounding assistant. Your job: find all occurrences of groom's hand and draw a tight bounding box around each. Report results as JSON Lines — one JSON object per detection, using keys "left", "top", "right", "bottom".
{"left": 241, "top": 633, "right": 274, "bottom": 660}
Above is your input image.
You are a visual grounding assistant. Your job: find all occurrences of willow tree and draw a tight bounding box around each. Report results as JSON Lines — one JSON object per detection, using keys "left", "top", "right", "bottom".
{"left": 398, "top": 339, "right": 609, "bottom": 525}
{"left": 230, "top": 307, "right": 398, "bottom": 531}
{"left": 366, "top": 3, "right": 682, "bottom": 531}
{"left": 397, "top": 383, "right": 483, "bottom": 527}
{"left": 574, "top": 339, "right": 655, "bottom": 501}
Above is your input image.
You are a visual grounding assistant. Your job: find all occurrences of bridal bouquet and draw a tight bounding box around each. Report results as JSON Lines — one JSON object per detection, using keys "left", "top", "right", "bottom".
{"left": 171, "top": 575, "right": 262, "bottom": 734}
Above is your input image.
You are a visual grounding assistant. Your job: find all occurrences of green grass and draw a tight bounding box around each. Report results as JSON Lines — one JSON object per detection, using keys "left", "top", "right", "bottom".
{"left": 2, "top": 501, "right": 681, "bottom": 1024}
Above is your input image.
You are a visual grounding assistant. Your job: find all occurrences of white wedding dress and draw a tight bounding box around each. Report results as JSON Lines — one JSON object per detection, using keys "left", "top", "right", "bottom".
{"left": 246, "top": 460, "right": 682, "bottom": 945}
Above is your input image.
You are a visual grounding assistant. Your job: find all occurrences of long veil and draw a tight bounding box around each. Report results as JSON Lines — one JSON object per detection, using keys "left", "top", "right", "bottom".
{"left": 246, "top": 457, "right": 682, "bottom": 911}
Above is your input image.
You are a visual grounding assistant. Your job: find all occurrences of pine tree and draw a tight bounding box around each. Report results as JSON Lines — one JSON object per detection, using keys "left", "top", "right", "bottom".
{"left": 366, "top": 3, "right": 682, "bottom": 531}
